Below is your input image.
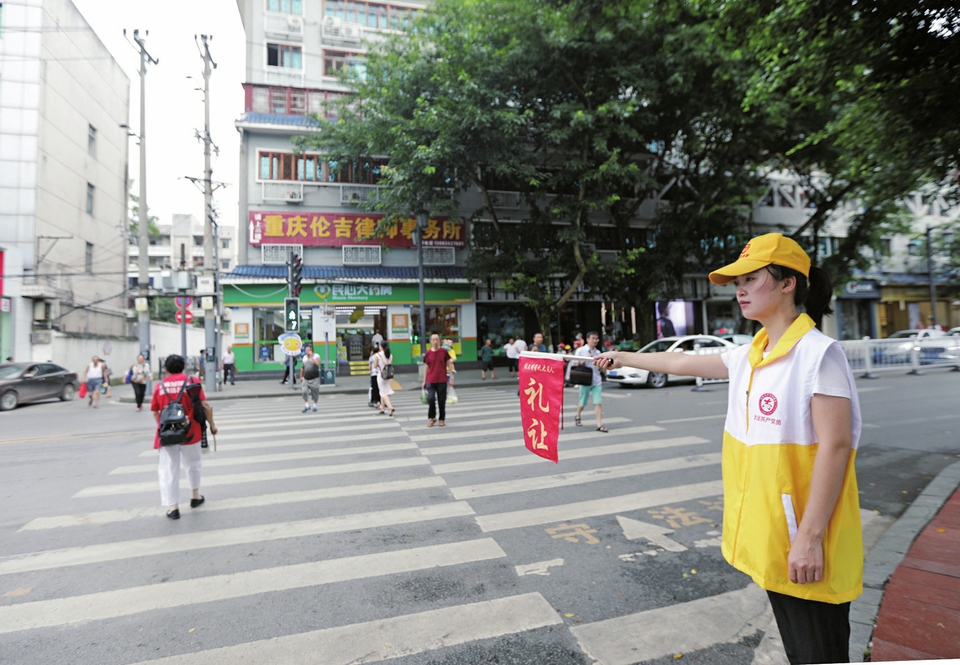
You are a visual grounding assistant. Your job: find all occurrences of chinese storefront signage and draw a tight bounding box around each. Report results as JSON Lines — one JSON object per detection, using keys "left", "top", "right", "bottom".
{"left": 248, "top": 211, "right": 465, "bottom": 248}
{"left": 234, "top": 323, "right": 250, "bottom": 340}
{"left": 314, "top": 283, "right": 396, "bottom": 302}
{"left": 518, "top": 356, "right": 565, "bottom": 463}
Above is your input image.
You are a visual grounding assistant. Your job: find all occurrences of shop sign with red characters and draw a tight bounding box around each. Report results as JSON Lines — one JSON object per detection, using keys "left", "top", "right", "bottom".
{"left": 518, "top": 356, "right": 565, "bottom": 463}
{"left": 248, "top": 211, "right": 464, "bottom": 248}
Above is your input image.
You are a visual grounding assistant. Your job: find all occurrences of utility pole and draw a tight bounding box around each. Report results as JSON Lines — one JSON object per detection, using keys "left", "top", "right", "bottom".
{"left": 198, "top": 34, "right": 218, "bottom": 393}
{"left": 926, "top": 226, "right": 938, "bottom": 328}
{"left": 128, "top": 29, "right": 158, "bottom": 365}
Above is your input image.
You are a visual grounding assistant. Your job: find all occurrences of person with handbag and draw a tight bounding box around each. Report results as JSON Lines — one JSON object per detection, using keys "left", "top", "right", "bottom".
{"left": 574, "top": 331, "right": 607, "bottom": 432}
{"left": 422, "top": 333, "right": 451, "bottom": 427}
{"left": 150, "top": 354, "right": 217, "bottom": 520}
{"left": 81, "top": 356, "right": 104, "bottom": 409}
{"left": 129, "top": 354, "right": 153, "bottom": 412}
{"left": 374, "top": 341, "right": 395, "bottom": 416}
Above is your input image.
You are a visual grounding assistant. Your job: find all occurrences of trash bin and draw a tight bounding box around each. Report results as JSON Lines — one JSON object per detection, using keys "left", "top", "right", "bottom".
{"left": 321, "top": 363, "right": 336, "bottom": 386}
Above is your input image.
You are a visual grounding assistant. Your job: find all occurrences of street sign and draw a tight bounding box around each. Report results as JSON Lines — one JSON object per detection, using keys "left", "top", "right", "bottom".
{"left": 200, "top": 296, "right": 214, "bottom": 310}
{"left": 175, "top": 309, "right": 194, "bottom": 324}
{"left": 135, "top": 297, "right": 148, "bottom": 312}
{"left": 278, "top": 332, "right": 303, "bottom": 356}
{"left": 175, "top": 296, "right": 193, "bottom": 308}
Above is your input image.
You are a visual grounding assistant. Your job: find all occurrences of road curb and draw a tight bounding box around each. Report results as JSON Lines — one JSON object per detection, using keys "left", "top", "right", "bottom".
{"left": 848, "top": 458, "right": 960, "bottom": 662}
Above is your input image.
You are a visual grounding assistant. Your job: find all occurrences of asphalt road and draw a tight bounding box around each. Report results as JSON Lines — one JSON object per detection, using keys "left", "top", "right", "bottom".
{"left": 0, "top": 369, "right": 957, "bottom": 665}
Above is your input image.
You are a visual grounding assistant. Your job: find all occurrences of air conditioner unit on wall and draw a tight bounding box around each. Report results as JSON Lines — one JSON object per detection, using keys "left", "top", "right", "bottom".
{"left": 285, "top": 190, "right": 303, "bottom": 203}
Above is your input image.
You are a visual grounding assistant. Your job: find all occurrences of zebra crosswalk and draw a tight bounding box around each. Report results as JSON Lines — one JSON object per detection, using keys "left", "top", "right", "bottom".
{"left": 0, "top": 385, "right": 793, "bottom": 665}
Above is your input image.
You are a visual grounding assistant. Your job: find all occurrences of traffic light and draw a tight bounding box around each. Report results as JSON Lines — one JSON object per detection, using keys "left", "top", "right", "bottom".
{"left": 289, "top": 253, "right": 303, "bottom": 297}
{"left": 284, "top": 297, "right": 300, "bottom": 332}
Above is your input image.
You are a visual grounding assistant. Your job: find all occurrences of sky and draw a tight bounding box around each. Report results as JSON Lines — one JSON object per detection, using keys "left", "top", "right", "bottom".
{"left": 72, "top": 0, "right": 246, "bottom": 236}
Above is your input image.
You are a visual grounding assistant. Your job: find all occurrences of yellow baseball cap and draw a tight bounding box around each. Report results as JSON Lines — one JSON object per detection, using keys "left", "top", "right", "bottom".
{"left": 708, "top": 233, "right": 811, "bottom": 285}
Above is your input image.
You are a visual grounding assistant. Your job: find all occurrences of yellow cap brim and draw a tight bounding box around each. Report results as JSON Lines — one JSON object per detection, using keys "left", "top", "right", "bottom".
{"left": 708, "top": 258, "right": 772, "bottom": 285}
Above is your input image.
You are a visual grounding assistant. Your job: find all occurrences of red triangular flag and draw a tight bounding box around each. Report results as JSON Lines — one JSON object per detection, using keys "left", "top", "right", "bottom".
{"left": 518, "top": 356, "right": 565, "bottom": 462}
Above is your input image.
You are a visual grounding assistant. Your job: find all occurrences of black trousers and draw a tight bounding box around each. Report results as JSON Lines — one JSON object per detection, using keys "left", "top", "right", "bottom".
{"left": 426, "top": 382, "right": 447, "bottom": 421}
{"left": 370, "top": 374, "right": 380, "bottom": 404}
{"left": 767, "top": 590, "right": 850, "bottom": 664}
{"left": 223, "top": 363, "right": 235, "bottom": 384}
{"left": 132, "top": 382, "right": 147, "bottom": 408}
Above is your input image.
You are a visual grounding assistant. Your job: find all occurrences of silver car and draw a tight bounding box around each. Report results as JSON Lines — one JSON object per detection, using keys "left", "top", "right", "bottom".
{"left": 0, "top": 362, "right": 79, "bottom": 411}
{"left": 605, "top": 335, "right": 736, "bottom": 388}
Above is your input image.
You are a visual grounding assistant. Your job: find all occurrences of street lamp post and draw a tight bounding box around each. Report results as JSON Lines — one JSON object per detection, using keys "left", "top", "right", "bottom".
{"left": 415, "top": 208, "right": 430, "bottom": 361}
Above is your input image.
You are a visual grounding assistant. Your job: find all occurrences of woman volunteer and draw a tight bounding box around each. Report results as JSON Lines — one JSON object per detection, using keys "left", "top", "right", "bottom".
{"left": 595, "top": 233, "right": 861, "bottom": 665}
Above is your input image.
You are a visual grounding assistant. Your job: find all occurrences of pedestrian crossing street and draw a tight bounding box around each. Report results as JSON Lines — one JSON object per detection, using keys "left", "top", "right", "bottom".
{"left": 0, "top": 387, "right": 790, "bottom": 665}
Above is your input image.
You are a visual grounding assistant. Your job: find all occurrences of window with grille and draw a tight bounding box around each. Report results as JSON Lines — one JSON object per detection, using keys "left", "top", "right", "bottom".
{"left": 423, "top": 247, "right": 455, "bottom": 265}
{"left": 252, "top": 87, "right": 269, "bottom": 113}
{"left": 267, "top": 43, "right": 302, "bottom": 69}
{"left": 342, "top": 245, "right": 381, "bottom": 265}
{"left": 262, "top": 244, "right": 303, "bottom": 265}
{"left": 267, "top": 0, "right": 301, "bottom": 14}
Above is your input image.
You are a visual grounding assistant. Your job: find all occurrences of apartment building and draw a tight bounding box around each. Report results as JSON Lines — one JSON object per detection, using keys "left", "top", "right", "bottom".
{"left": 0, "top": 0, "right": 130, "bottom": 361}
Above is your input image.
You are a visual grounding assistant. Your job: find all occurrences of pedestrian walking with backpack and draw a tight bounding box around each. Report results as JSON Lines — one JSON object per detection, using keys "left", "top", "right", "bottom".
{"left": 374, "top": 342, "right": 395, "bottom": 416}
{"left": 151, "top": 354, "right": 217, "bottom": 520}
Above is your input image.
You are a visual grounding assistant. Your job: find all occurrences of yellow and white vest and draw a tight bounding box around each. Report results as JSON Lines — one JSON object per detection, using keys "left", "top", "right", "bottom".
{"left": 721, "top": 314, "right": 863, "bottom": 603}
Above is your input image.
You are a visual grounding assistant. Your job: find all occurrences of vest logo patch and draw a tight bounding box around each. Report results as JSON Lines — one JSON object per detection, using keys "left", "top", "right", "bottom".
{"left": 759, "top": 393, "right": 778, "bottom": 415}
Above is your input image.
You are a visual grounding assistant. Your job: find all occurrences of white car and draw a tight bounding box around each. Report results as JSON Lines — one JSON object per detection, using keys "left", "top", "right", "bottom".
{"left": 719, "top": 334, "right": 754, "bottom": 346}
{"left": 606, "top": 335, "right": 737, "bottom": 388}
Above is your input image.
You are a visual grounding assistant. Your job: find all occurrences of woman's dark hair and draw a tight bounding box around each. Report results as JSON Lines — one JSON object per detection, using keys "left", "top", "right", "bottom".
{"left": 380, "top": 342, "right": 391, "bottom": 357}
{"left": 164, "top": 355, "right": 185, "bottom": 374}
{"left": 766, "top": 264, "right": 834, "bottom": 329}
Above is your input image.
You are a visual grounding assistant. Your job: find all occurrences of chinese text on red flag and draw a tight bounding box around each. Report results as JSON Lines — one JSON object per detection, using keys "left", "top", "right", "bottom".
{"left": 518, "top": 356, "right": 565, "bottom": 463}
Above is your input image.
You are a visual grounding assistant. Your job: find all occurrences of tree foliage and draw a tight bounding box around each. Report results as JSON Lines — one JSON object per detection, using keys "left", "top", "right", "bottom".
{"left": 301, "top": 0, "right": 808, "bottom": 343}
{"left": 723, "top": 0, "right": 960, "bottom": 279}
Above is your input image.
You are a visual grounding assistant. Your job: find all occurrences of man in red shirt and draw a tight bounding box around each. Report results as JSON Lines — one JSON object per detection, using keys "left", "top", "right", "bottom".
{"left": 151, "top": 355, "right": 217, "bottom": 520}
{"left": 421, "top": 333, "right": 452, "bottom": 427}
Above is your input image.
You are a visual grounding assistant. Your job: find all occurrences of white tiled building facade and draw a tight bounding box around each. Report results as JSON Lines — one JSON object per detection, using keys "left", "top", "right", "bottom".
{"left": 0, "top": 0, "right": 130, "bottom": 361}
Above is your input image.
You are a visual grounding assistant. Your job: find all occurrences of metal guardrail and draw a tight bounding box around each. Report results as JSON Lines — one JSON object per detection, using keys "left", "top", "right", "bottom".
{"left": 838, "top": 337, "right": 960, "bottom": 378}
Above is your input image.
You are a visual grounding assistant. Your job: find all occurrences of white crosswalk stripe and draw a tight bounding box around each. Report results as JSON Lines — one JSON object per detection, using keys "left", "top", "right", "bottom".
{"left": 0, "top": 386, "right": 789, "bottom": 664}
{"left": 129, "top": 593, "right": 562, "bottom": 665}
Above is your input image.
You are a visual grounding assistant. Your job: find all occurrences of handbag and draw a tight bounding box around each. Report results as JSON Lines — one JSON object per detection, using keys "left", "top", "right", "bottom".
{"left": 78, "top": 382, "right": 88, "bottom": 398}
{"left": 124, "top": 368, "right": 133, "bottom": 384}
{"left": 568, "top": 363, "right": 594, "bottom": 386}
{"left": 380, "top": 362, "right": 395, "bottom": 380}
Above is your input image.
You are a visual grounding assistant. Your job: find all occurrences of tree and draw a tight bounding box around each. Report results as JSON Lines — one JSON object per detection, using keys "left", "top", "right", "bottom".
{"left": 300, "top": 0, "right": 834, "bottom": 344}
{"left": 722, "top": 0, "right": 960, "bottom": 281}
{"left": 129, "top": 193, "right": 160, "bottom": 240}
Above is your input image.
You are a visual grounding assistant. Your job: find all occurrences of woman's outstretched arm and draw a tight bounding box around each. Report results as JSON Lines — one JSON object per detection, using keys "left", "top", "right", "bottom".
{"left": 594, "top": 350, "right": 729, "bottom": 380}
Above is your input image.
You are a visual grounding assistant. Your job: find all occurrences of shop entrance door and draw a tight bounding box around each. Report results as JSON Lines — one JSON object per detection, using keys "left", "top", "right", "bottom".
{"left": 335, "top": 305, "right": 388, "bottom": 364}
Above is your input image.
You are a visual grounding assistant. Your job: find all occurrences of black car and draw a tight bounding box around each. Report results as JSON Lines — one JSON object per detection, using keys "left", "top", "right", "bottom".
{"left": 0, "top": 362, "right": 79, "bottom": 411}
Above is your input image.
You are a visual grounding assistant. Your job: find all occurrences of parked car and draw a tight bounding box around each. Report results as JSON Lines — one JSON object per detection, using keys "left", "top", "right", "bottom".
{"left": 0, "top": 363, "right": 78, "bottom": 411}
{"left": 606, "top": 335, "right": 737, "bottom": 388}
{"left": 719, "top": 334, "right": 754, "bottom": 346}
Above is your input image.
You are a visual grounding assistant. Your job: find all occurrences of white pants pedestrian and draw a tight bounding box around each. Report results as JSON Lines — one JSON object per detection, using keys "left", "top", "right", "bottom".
{"left": 158, "top": 443, "right": 202, "bottom": 507}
